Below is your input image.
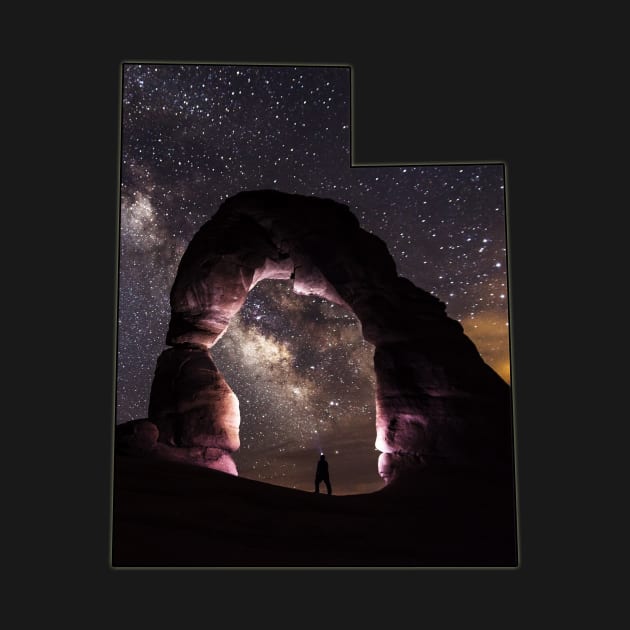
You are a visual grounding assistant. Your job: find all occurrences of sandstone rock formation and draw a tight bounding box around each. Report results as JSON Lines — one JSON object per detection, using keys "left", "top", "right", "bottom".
{"left": 133, "top": 190, "right": 513, "bottom": 484}
{"left": 116, "top": 419, "right": 159, "bottom": 455}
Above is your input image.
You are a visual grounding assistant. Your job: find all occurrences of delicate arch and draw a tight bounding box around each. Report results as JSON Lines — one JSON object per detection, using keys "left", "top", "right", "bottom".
{"left": 139, "top": 190, "right": 512, "bottom": 484}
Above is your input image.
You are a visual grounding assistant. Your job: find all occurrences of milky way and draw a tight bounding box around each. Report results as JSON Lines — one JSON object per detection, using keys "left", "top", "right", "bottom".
{"left": 117, "top": 63, "right": 510, "bottom": 494}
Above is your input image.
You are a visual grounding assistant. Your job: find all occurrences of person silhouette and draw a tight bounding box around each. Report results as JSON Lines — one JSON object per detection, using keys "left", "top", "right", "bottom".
{"left": 314, "top": 453, "right": 332, "bottom": 495}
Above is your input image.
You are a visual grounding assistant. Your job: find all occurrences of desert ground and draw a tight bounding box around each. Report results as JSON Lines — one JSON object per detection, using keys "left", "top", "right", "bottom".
{"left": 111, "top": 454, "right": 518, "bottom": 568}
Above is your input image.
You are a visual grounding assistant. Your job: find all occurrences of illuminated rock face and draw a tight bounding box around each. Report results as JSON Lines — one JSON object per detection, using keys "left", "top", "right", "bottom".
{"left": 144, "top": 190, "right": 513, "bottom": 482}
{"left": 148, "top": 346, "right": 240, "bottom": 450}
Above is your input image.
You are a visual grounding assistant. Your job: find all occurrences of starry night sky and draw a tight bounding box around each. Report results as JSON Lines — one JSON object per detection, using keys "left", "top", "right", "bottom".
{"left": 117, "top": 63, "right": 510, "bottom": 495}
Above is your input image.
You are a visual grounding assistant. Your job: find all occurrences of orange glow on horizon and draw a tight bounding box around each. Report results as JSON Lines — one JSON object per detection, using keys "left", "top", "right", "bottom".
{"left": 460, "top": 311, "right": 511, "bottom": 384}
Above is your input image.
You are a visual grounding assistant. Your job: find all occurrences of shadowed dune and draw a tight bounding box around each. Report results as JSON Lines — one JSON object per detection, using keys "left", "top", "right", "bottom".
{"left": 111, "top": 454, "right": 517, "bottom": 567}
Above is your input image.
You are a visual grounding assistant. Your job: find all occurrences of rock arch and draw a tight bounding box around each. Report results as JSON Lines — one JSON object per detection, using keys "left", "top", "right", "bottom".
{"left": 142, "top": 190, "right": 513, "bottom": 484}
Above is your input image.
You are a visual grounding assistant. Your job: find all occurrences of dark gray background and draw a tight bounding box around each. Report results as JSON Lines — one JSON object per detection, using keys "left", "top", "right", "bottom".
{"left": 15, "top": 10, "right": 610, "bottom": 628}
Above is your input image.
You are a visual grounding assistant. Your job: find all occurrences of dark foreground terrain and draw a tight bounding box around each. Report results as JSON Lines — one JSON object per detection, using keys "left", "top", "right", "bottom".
{"left": 111, "top": 454, "right": 518, "bottom": 568}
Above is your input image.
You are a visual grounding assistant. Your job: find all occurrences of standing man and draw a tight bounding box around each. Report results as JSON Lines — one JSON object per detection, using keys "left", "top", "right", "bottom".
{"left": 314, "top": 453, "right": 332, "bottom": 495}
